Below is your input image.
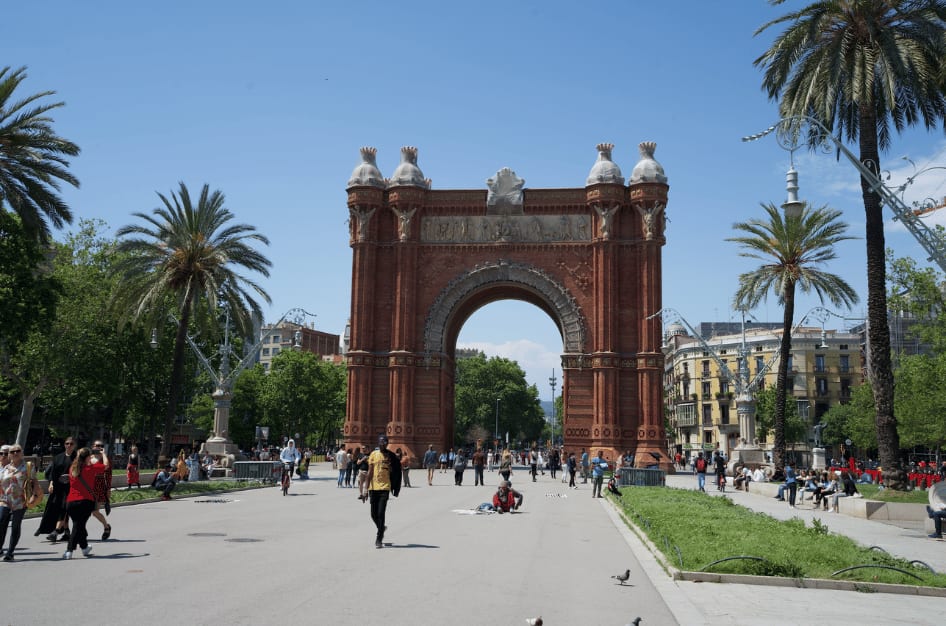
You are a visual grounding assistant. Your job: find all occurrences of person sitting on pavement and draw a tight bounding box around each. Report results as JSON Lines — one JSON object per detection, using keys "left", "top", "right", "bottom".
{"left": 751, "top": 466, "right": 767, "bottom": 483}
{"left": 153, "top": 464, "right": 178, "bottom": 501}
{"left": 492, "top": 480, "right": 523, "bottom": 513}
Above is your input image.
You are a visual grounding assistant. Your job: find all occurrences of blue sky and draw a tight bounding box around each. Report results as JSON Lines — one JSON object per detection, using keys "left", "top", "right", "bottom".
{"left": 8, "top": 1, "right": 946, "bottom": 393}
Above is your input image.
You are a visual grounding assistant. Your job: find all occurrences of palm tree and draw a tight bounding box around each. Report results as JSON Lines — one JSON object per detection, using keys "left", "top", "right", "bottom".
{"left": 0, "top": 66, "right": 80, "bottom": 241}
{"left": 115, "top": 182, "right": 271, "bottom": 463}
{"left": 729, "top": 204, "right": 858, "bottom": 475}
{"left": 755, "top": 1, "right": 946, "bottom": 486}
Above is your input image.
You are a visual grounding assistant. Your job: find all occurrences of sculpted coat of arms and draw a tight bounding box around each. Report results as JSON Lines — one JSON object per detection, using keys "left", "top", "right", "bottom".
{"left": 486, "top": 168, "right": 525, "bottom": 215}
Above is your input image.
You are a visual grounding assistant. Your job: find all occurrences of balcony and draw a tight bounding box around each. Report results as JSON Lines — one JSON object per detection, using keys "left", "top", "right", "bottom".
{"left": 676, "top": 414, "right": 697, "bottom": 428}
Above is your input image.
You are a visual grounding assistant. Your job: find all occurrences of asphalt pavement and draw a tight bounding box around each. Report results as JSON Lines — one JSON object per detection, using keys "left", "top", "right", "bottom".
{"left": 3, "top": 464, "right": 946, "bottom": 626}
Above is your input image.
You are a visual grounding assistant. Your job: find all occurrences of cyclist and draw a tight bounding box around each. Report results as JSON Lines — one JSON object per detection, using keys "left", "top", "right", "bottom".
{"left": 280, "top": 439, "right": 301, "bottom": 483}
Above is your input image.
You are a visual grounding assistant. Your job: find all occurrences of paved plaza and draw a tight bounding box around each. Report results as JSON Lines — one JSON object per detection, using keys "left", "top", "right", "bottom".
{"left": 3, "top": 464, "right": 946, "bottom": 625}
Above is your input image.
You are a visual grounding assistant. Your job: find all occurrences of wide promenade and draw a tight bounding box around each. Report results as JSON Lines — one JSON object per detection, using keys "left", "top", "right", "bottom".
{"left": 4, "top": 464, "right": 946, "bottom": 625}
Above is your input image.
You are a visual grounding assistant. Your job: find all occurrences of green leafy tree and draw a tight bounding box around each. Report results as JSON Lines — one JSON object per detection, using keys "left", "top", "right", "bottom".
{"left": 0, "top": 211, "right": 60, "bottom": 349}
{"left": 820, "top": 383, "right": 877, "bottom": 451}
{"left": 895, "top": 353, "right": 946, "bottom": 451}
{"left": 755, "top": 0, "right": 946, "bottom": 485}
{"left": 754, "top": 386, "right": 806, "bottom": 446}
{"left": 114, "top": 183, "right": 271, "bottom": 463}
{"left": 454, "top": 353, "right": 545, "bottom": 446}
{"left": 260, "top": 350, "right": 345, "bottom": 448}
{"left": 730, "top": 203, "right": 857, "bottom": 474}
{"left": 887, "top": 249, "right": 946, "bottom": 352}
{"left": 0, "top": 66, "right": 80, "bottom": 241}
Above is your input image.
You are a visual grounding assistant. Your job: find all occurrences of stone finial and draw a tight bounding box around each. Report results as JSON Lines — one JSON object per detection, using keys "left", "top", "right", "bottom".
{"left": 388, "top": 146, "right": 429, "bottom": 188}
{"left": 629, "top": 141, "right": 668, "bottom": 185}
{"left": 586, "top": 142, "right": 624, "bottom": 186}
{"left": 347, "top": 146, "right": 385, "bottom": 189}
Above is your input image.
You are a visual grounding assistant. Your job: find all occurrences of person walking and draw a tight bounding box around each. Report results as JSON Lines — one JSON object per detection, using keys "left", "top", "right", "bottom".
{"left": 64, "top": 446, "right": 109, "bottom": 559}
{"left": 694, "top": 452, "right": 707, "bottom": 492}
{"left": 590, "top": 450, "right": 608, "bottom": 498}
{"left": 453, "top": 448, "right": 467, "bottom": 486}
{"left": 472, "top": 447, "right": 486, "bottom": 486}
{"left": 335, "top": 446, "right": 347, "bottom": 487}
{"left": 35, "top": 438, "right": 76, "bottom": 542}
{"left": 89, "top": 441, "right": 112, "bottom": 541}
{"left": 529, "top": 448, "right": 539, "bottom": 482}
{"left": 580, "top": 448, "right": 590, "bottom": 484}
{"left": 365, "top": 435, "right": 401, "bottom": 549}
{"left": 398, "top": 448, "right": 412, "bottom": 488}
{"left": 1, "top": 445, "right": 43, "bottom": 561}
{"left": 784, "top": 463, "right": 798, "bottom": 509}
{"left": 423, "top": 445, "right": 438, "bottom": 486}
{"left": 499, "top": 449, "right": 513, "bottom": 483}
{"left": 126, "top": 445, "right": 141, "bottom": 488}
{"left": 567, "top": 451, "right": 578, "bottom": 489}
{"left": 355, "top": 447, "right": 369, "bottom": 501}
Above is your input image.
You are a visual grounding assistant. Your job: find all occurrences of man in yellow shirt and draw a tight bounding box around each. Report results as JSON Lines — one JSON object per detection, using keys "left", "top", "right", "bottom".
{"left": 365, "top": 435, "right": 401, "bottom": 548}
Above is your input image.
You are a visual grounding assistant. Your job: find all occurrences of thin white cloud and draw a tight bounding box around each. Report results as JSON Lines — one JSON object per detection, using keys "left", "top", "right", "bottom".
{"left": 457, "top": 338, "right": 560, "bottom": 395}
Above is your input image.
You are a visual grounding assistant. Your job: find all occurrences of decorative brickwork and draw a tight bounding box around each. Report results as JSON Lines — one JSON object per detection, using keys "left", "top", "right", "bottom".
{"left": 345, "top": 148, "right": 670, "bottom": 470}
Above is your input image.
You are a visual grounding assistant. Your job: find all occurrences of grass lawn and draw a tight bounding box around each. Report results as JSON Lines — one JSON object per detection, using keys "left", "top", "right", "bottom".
{"left": 27, "top": 479, "right": 268, "bottom": 517}
{"left": 612, "top": 487, "right": 946, "bottom": 587}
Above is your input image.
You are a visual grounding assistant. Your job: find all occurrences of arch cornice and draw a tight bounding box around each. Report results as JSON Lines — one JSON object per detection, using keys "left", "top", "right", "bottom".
{"left": 423, "top": 260, "right": 587, "bottom": 356}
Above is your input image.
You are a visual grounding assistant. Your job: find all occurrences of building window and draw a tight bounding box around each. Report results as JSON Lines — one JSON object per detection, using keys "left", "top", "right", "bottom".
{"left": 701, "top": 360, "right": 710, "bottom": 377}
{"left": 720, "top": 405, "right": 730, "bottom": 424}
{"left": 702, "top": 381, "right": 711, "bottom": 396}
{"left": 262, "top": 348, "right": 270, "bottom": 356}
{"left": 839, "top": 354, "right": 850, "bottom": 373}
{"left": 271, "top": 334, "right": 280, "bottom": 343}
{"left": 702, "top": 404, "right": 713, "bottom": 424}
{"left": 272, "top": 347, "right": 280, "bottom": 356}
{"left": 815, "top": 354, "right": 825, "bottom": 373}
{"left": 263, "top": 363, "right": 270, "bottom": 371}
{"left": 816, "top": 377, "right": 828, "bottom": 396}
{"left": 787, "top": 356, "right": 793, "bottom": 371}
{"left": 839, "top": 344, "right": 849, "bottom": 350}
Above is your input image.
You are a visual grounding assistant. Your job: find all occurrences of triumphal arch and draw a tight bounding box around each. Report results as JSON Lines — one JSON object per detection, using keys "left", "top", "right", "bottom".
{"left": 344, "top": 142, "right": 670, "bottom": 469}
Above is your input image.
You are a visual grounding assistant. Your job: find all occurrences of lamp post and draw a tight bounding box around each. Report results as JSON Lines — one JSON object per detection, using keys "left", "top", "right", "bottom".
{"left": 495, "top": 397, "right": 500, "bottom": 444}
{"left": 548, "top": 369, "right": 558, "bottom": 445}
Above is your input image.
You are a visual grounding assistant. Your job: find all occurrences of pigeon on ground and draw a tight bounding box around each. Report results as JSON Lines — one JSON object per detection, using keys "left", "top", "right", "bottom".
{"left": 525, "top": 617, "right": 543, "bottom": 626}
{"left": 625, "top": 618, "right": 642, "bottom": 626}
{"left": 611, "top": 568, "right": 631, "bottom": 585}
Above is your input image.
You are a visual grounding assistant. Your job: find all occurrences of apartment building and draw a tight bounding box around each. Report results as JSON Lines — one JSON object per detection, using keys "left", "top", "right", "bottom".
{"left": 663, "top": 321, "right": 864, "bottom": 457}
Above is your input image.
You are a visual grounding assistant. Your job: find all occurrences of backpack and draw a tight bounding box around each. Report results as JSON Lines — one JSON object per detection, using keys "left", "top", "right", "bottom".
{"left": 695, "top": 457, "right": 707, "bottom": 472}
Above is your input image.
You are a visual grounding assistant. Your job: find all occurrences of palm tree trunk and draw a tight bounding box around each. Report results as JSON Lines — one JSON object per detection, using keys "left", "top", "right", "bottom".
{"left": 160, "top": 294, "right": 194, "bottom": 465}
{"left": 773, "top": 280, "right": 796, "bottom": 476}
{"left": 858, "top": 106, "right": 904, "bottom": 488}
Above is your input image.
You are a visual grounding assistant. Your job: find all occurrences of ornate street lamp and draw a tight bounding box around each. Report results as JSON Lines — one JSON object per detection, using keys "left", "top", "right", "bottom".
{"left": 548, "top": 369, "right": 558, "bottom": 444}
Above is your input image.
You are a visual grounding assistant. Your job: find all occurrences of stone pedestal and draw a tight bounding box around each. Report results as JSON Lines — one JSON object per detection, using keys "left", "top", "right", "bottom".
{"left": 812, "top": 447, "right": 826, "bottom": 471}
{"left": 730, "top": 444, "right": 766, "bottom": 468}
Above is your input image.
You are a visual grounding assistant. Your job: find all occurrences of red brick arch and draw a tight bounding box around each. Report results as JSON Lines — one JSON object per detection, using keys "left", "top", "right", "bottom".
{"left": 344, "top": 145, "right": 670, "bottom": 470}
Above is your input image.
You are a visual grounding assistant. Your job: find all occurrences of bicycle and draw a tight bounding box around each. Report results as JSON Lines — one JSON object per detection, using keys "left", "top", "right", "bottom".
{"left": 281, "top": 462, "right": 293, "bottom": 496}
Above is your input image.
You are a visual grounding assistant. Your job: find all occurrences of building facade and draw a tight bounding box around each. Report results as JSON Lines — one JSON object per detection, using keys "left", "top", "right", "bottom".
{"left": 663, "top": 322, "right": 864, "bottom": 458}
{"left": 256, "top": 322, "right": 341, "bottom": 371}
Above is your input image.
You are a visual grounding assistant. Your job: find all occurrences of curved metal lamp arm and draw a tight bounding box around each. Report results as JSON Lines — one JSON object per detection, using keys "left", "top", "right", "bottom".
{"left": 744, "top": 115, "right": 946, "bottom": 274}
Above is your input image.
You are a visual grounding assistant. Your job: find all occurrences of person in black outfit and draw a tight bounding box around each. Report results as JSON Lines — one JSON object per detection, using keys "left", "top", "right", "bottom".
{"left": 35, "top": 438, "right": 77, "bottom": 542}
{"left": 714, "top": 452, "right": 727, "bottom": 492}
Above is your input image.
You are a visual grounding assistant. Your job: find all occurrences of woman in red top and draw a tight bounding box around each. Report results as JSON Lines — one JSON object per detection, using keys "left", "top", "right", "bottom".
{"left": 64, "top": 446, "right": 109, "bottom": 559}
